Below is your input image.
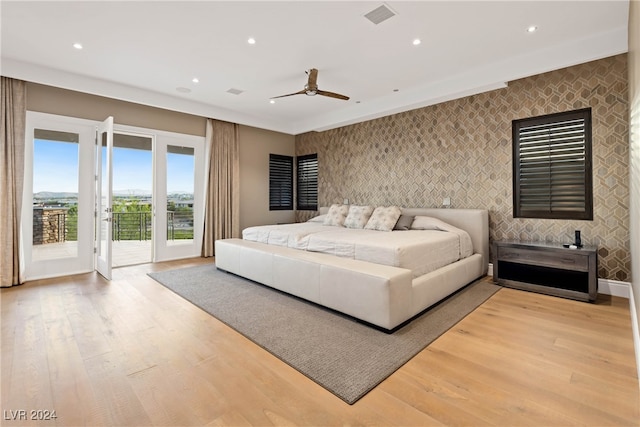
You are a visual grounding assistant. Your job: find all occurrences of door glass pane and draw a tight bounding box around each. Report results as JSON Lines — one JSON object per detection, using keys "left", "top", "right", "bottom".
{"left": 99, "top": 134, "right": 108, "bottom": 259}
{"left": 166, "top": 145, "right": 194, "bottom": 246}
{"left": 112, "top": 133, "right": 153, "bottom": 266}
{"left": 32, "top": 129, "right": 79, "bottom": 261}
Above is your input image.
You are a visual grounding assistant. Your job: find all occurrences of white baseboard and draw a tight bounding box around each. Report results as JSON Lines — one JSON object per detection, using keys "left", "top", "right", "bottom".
{"left": 630, "top": 287, "right": 640, "bottom": 392}
{"left": 598, "top": 278, "right": 631, "bottom": 298}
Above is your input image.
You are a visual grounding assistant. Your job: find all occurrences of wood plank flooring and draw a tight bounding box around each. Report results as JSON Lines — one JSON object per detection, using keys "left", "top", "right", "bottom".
{"left": 1, "top": 257, "right": 638, "bottom": 426}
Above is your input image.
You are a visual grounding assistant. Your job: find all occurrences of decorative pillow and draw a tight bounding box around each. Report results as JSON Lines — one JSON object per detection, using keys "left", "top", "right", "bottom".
{"left": 364, "top": 206, "right": 402, "bottom": 231}
{"left": 411, "top": 216, "right": 451, "bottom": 231}
{"left": 393, "top": 214, "right": 414, "bottom": 231}
{"left": 307, "top": 214, "right": 326, "bottom": 223}
{"left": 323, "top": 204, "right": 349, "bottom": 226}
{"left": 344, "top": 205, "right": 375, "bottom": 229}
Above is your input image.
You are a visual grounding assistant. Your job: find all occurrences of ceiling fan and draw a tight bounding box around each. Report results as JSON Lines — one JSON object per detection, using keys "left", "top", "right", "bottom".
{"left": 272, "top": 68, "right": 349, "bottom": 101}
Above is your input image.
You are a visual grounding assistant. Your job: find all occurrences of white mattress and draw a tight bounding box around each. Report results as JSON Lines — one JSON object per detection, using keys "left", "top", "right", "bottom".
{"left": 242, "top": 222, "right": 338, "bottom": 250}
{"left": 242, "top": 219, "right": 474, "bottom": 278}
{"left": 305, "top": 228, "right": 471, "bottom": 278}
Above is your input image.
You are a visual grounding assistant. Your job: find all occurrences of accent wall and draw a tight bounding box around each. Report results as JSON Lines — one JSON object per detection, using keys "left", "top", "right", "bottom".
{"left": 296, "top": 54, "right": 630, "bottom": 282}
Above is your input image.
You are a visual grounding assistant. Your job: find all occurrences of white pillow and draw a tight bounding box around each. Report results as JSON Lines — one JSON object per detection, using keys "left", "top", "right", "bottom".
{"left": 307, "top": 214, "right": 326, "bottom": 223}
{"left": 364, "top": 206, "right": 402, "bottom": 231}
{"left": 411, "top": 216, "right": 453, "bottom": 231}
{"left": 344, "top": 205, "right": 374, "bottom": 229}
{"left": 323, "top": 204, "right": 349, "bottom": 226}
{"left": 411, "top": 216, "right": 474, "bottom": 258}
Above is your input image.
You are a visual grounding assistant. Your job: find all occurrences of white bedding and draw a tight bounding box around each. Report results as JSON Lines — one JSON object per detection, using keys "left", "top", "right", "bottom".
{"left": 305, "top": 228, "right": 471, "bottom": 278}
{"left": 242, "top": 222, "right": 337, "bottom": 250}
{"left": 242, "top": 219, "right": 473, "bottom": 278}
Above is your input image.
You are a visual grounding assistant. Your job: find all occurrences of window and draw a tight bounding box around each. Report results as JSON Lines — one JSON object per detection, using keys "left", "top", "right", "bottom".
{"left": 512, "top": 108, "right": 593, "bottom": 220}
{"left": 269, "top": 154, "right": 293, "bottom": 210}
{"left": 296, "top": 154, "right": 318, "bottom": 210}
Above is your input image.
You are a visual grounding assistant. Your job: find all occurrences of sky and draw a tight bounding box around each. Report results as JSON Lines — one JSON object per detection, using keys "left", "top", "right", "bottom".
{"left": 33, "top": 139, "right": 194, "bottom": 194}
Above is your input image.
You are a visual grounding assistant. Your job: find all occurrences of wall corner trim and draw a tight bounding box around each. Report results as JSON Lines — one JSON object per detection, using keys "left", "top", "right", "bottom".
{"left": 629, "top": 286, "right": 640, "bottom": 393}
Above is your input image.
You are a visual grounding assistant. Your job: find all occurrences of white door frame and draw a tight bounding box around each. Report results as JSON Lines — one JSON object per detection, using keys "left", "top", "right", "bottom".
{"left": 22, "top": 112, "right": 96, "bottom": 281}
{"left": 113, "top": 123, "right": 205, "bottom": 263}
{"left": 95, "top": 116, "right": 114, "bottom": 280}
{"left": 22, "top": 113, "right": 205, "bottom": 281}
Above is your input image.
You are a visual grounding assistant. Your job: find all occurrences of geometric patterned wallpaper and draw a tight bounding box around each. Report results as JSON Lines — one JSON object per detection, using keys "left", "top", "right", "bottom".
{"left": 296, "top": 54, "right": 630, "bottom": 281}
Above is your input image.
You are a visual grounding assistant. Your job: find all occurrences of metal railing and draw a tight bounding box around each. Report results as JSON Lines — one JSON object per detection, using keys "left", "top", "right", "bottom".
{"left": 166, "top": 211, "right": 195, "bottom": 241}
{"left": 33, "top": 209, "right": 194, "bottom": 243}
{"left": 112, "top": 211, "right": 194, "bottom": 241}
{"left": 112, "top": 212, "right": 152, "bottom": 241}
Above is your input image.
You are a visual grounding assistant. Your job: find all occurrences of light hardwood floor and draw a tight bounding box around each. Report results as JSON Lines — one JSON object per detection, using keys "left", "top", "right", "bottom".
{"left": 1, "top": 257, "right": 638, "bottom": 426}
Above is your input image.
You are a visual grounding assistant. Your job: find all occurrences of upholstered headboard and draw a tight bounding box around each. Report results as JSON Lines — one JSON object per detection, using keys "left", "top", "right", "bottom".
{"left": 318, "top": 206, "right": 489, "bottom": 272}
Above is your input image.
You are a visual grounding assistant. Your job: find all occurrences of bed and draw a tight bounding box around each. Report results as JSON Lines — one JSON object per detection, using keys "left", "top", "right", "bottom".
{"left": 215, "top": 206, "right": 489, "bottom": 331}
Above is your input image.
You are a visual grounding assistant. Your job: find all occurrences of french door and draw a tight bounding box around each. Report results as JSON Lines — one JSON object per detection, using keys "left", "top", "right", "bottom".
{"left": 23, "top": 112, "right": 96, "bottom": 280}
{"left": 114, "top": 124, "right": 205, "bottom": 263}
{"left": 96, "top": 117, "right": 114, "bottom": 280}
{"left": 23, "top": 112, "right": 205, "bottom": 281}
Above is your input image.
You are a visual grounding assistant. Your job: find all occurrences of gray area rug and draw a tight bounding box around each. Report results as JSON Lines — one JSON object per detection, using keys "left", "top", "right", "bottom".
{"left": 148, "top": 264, "right": 500, "bottom": 404}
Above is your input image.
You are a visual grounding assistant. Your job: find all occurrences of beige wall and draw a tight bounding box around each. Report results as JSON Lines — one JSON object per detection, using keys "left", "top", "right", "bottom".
{"left": 25, "top": 82, "right": 296, "bottom": 231}
{"left": 239, "top": 126, "right": 296, "bottom": 230}
{"left": 296, "top": 54, "right": 630, "bottom": 282}
{"left": 628, "top": 0, "right": 640, "bottom": 357}
{"left": 26, "top": 82, "right": 207, "bottom": 136}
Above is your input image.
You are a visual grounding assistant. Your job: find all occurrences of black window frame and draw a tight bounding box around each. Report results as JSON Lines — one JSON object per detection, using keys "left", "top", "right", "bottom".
{"left": 512, "top": 108, "right": 593, "bottom": 220}
{"left": 269, "top": 154, "right": 293, "bottom": 211}
{"left": 296, "top": 154, "right": 318, "bottom": 211}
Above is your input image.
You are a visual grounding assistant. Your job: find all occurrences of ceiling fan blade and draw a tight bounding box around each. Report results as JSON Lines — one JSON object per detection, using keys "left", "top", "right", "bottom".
{"left": 271, "top": 89, "right": 307, "bottom": 99}
{"left": 307, "top": 68, "right": 319, "bottom": 89}
{"left": 316, "top": 89, "right": 350, "bottom": 101}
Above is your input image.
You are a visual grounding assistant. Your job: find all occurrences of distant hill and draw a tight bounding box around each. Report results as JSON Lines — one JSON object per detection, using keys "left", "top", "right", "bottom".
{"left": 113, "top": 189, "right": 152, "bottom": 197}
{"left": 34, "top": 191, "right": 77, "bottom": 199}
{"left": 34, "top": 190, "right": 191, "bottom": 198}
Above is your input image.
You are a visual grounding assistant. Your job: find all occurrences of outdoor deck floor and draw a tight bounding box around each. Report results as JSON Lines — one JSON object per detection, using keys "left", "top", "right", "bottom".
{"left": 32, "top": 240, "right": 192, "bottom": 267}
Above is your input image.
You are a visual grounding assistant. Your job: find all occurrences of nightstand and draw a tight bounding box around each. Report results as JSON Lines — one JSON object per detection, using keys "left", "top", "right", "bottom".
{"left": 493, "top": 241, "right": 598, "bottom": 302}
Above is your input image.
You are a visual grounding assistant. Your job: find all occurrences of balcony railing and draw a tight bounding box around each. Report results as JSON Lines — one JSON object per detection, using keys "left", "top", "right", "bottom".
{"left": 33, "top": 209, "right": 193, "bottom": 244}
{"left": 113, "top": 212, "right": 152, "bottom": 241}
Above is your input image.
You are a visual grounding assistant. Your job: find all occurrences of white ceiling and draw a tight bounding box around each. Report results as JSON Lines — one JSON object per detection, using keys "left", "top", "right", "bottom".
{"left": 1, "top": 1, "right": 630, "bottom": 135}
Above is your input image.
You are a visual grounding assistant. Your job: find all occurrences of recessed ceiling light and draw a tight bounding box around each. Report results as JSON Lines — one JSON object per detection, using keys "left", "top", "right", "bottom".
{"left": 247, "top": 38, "right": 256, "bottom": 45}
{"left": 393, "top": 89, "right": 399, "bottom": 92}
{"left": 192, "top": 77, "right": 199, "bottom": 83}
{"left": 527, "top": 26, "right": 538, "bottom": 33}
{"left": 270, "top": 99, "right": 275, "bottom": 104}
{"left": 412, "top": 38, "right": 421, "bottom": 46}
{"left": 73, "top": 43, "right": 83, "bottom": 50}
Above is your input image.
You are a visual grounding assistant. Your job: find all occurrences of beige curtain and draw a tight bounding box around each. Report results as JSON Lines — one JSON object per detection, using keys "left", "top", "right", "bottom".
{"left": 1, "top": 77, "right": 26, "bottom": 287}
{"left": 202, "top": 118, "right": 240, "bottom": 257}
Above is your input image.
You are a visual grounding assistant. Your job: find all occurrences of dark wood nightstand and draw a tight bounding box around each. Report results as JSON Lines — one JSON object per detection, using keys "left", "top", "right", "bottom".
{"left": 493, "top": 241, "right": 598, "bottom": 302}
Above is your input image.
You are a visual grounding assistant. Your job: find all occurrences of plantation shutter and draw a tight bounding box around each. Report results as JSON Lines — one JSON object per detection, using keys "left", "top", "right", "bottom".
{"left": 513, "top": 108, "right": 593, "bottom": 220}
{"left": 296, "top": 154, "right": 318, "bottom": 210}
{"left": 269, "top": 154, "right": 293, "bottom": 210}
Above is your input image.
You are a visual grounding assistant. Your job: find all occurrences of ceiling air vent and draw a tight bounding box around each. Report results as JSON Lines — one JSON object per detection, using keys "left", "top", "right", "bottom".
{"left": 226, "top": 88, "right": 244, "bottom": 95}
{"left": 364, "top": 4, "right": 396, "bottom": 25}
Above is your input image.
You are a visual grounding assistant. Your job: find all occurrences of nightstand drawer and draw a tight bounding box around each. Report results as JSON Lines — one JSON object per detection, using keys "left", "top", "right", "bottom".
{"left": 497, "top": 246, "right": 590, "bottom": 271}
